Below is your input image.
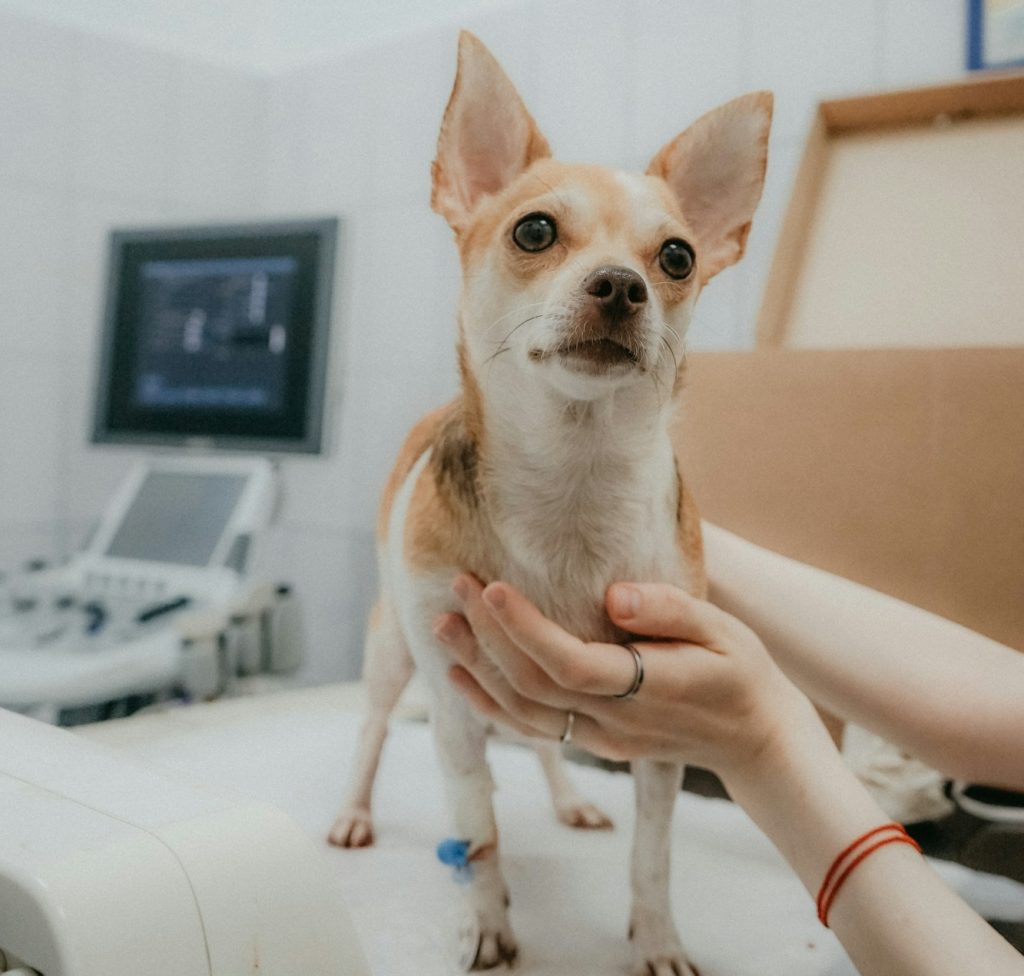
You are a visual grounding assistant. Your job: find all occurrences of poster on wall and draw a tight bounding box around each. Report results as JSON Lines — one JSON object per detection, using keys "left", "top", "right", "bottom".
{"left": 969, "top": 0, "right": 1024, "bottom": 69}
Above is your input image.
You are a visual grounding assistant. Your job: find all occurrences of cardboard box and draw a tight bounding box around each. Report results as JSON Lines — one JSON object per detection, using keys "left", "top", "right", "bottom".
{"left": 675, "top": 74, "right": 1024, "bottom": 652}
{"left": 675, "top": 348, "right": 1024, "bottom": 651}
{"left": 757, "top": 71, "right": 1024, "bottom": 349}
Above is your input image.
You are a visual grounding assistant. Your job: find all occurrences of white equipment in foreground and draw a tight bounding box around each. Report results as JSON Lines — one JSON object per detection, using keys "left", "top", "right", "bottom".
{"left": 0, "top": 709, "right": 369, "bottom": 975}
{"left": 0, "top": 455, "right": 301, "bottom": 721}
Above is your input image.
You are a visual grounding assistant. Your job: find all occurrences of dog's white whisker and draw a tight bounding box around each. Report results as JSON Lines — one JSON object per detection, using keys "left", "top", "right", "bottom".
{"left": 658, "top": 333, "right": 680, "bottom": 372}
{"left": 481, "top": 301, "right": 550, "bottom": 338}
{"left": 496, "top": 312, "right": 549, "bottom": 347}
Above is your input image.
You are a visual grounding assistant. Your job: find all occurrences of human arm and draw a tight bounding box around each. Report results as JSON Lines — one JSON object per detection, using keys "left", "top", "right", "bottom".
{"left": 729, "top": 692, "right": 1023, "bottom": 976}
{"left": 701, "top": 522, "right": 1024, "bottom": 790}
{"left": 436, "top": 576, "right": 1024, "bottom": 976}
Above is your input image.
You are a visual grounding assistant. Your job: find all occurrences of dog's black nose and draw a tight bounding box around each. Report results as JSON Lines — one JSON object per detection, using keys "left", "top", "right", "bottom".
{"left": 582, "top": 266, "right": 648, "bottom": 316}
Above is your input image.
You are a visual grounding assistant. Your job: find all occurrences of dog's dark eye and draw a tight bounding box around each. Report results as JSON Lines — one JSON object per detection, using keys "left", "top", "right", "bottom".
{"left": 658, "top": 239, "right": 695, "bottom": 280}
{"left": 513, "top": 213, "right": 557, "bottom": 252}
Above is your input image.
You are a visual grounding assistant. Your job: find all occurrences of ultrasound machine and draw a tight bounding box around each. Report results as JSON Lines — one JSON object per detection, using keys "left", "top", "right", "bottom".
{"left": 0, "top": 218, "right": 375, "bottom": 976}
{"left": 0, "top": 218, "right": 338, "bottom": 724}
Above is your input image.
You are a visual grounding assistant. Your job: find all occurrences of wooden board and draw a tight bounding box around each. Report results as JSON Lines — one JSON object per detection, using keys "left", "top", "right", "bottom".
{"left": 757, "top": 71, "right": 1024, "bottom": 348}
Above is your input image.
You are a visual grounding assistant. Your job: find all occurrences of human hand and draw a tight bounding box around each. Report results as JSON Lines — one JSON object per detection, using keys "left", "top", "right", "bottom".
{"left": 435, "top": 577, "right": 814, "bottom": 782}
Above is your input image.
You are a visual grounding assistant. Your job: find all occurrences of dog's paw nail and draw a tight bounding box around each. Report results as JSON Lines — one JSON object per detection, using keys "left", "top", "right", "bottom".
{"left": 629, "top": 935, "right": 697, "bottom": 976}
{"left": 557, "top": 801, "right": 614, "bottom": 830}
{"left": 632, "top": 958, "right": 698, "bottom": 976}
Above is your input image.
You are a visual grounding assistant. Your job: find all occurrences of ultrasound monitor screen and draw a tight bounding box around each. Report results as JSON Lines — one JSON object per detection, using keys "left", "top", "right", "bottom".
{"left": 135, "top": 256, "right": 296, "bottom": 413}
{"left": 105, "top": 471, "right": 247, "bottom": 566}
{"left": 93, "top": 220, "right": 337, "bottom": 454}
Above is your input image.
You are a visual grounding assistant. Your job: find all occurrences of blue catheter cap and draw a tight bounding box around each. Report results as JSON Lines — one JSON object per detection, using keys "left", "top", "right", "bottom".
{"left": 436, "top": 837, "right": 474, "bottom": 883}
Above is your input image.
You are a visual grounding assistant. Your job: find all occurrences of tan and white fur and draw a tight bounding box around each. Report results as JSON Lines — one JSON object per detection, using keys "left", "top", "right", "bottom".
{"left": 328, "top": 32, "right": 772, "bottom": 976}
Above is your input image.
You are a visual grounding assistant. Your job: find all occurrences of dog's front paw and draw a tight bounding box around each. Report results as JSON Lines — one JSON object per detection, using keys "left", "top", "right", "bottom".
{"left": 556, "top": 799, "right": 614, "bottom": 830}
{"left": 327, "top": 806, "right": 375, "bottom": 848}
{"left": 630, "top": 952, "right": 699, "bottom": 976}
{"left": 458, "top": 913, "right": 519, "bottom": 970}
{"left": 629, "top": 913, "right": 698, "bottom": 976}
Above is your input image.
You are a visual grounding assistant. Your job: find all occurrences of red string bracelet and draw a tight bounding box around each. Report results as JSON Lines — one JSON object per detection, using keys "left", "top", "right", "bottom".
{"left": 816, "top": 822, "right": 922, "bottom": 927}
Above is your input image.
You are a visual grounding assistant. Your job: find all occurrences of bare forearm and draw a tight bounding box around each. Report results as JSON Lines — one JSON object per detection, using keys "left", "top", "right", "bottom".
{"left": 702, "top": 522, "right": 1024, "bottom": 788}
{"left": 724, "top": 701, "right": 1024, "bottom": 976}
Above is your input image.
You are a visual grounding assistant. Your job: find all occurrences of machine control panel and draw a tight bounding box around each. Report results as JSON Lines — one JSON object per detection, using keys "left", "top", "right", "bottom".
{"left": 0, "top": 456, "right": 301, "bottom": 721}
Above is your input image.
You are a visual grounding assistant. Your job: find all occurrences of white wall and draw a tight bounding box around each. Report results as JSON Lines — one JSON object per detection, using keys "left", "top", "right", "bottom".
{"left": 0, "top": 0, "right": 968, "bottom": 684}
{"left": 0, "top": 9, "right": 267, "bottom": 566}
{"left": 0, "top": 0, "right": 521, "bottom": 72}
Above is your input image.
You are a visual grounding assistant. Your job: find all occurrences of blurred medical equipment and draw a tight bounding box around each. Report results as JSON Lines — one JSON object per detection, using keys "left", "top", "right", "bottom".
{"left": 0, "top": 708, "right": 370, "bottom": 976}
{"left": 0, "top": 455, "right": 302, "bottom": 723}
{"left": 0, "top": 218, "right": 340, "bottom": 724}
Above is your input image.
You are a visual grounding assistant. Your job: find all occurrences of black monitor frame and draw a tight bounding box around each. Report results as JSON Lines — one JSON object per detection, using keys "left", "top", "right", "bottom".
{"left": 92, "top": 218, "right": 337, "bottom": 455}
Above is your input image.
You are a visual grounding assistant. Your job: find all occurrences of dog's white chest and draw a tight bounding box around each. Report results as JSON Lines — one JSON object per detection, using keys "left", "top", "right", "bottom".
{"left": 494, "top": 450, "right": 685, "bottom": 643}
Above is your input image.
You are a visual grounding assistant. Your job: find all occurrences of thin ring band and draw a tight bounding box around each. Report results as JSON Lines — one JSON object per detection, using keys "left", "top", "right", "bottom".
{"left": 560, "top": 710, "right": 576, "bottom": 744}
{"left": 613, "top": 643, "right": 644, "bottom": 700}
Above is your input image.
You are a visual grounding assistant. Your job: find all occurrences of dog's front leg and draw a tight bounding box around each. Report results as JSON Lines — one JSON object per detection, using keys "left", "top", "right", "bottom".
{"left": 630, "top": 757, "right": 697, "bottom": 976}
{"left": 430, "top": 680, "right": 518, "bottom": 970}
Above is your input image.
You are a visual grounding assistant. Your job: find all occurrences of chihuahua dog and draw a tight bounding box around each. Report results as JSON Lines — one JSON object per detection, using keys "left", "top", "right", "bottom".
{"left": 329, "top": 32, "right": 771, "bottom": 975}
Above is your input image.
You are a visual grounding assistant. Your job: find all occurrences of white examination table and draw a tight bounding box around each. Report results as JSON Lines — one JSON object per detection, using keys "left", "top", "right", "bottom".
{"left": 8, "top": 684, "right": 1024, "bottom": 976}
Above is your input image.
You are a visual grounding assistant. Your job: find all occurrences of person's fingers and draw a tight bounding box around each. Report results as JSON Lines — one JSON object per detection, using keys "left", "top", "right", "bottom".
{"left": 453, "top": 575, "right": 574, "bottom": 708}
{"left": 441, "top": 619, "right": 570, "bottom": 738}
{"left": 433, "top": 612, "right": 480, "bottom": 665}
{"left": 447, "top": 665, "right": 547, "bottom": 739}
{"left": 479, "top": 582, "right": 642, "bottom": 698}
{"left": 447, "top": 665, "right": 642, "bottom": 763}
{"left": 452, "top": 578, "right": 728, "bottom": 719}
{"left": 606, "top": 582, "right": 738, "bottom": 651}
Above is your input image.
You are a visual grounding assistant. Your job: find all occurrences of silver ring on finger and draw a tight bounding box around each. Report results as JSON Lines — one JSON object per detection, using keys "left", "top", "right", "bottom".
{"left": 612, "top": 643, "right": 644, "bottom": 700}
{"left": 560, "top": 710, "right": 576, "bottom": 744}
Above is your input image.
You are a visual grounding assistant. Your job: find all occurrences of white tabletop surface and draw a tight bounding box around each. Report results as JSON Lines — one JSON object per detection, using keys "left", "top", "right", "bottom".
{"left": 77, "top": 684, "right": 1024, "bottom": 976}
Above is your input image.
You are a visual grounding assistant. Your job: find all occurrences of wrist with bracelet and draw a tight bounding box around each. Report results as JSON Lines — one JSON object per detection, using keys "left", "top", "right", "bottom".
{"left": 816, "top": 821, "right": 922, "bottom": 927}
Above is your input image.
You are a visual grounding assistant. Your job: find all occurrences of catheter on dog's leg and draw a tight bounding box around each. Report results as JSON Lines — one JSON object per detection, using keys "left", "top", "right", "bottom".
{"left": 629, "top": 758, "right": 696, "bottom": 976}
{"left": 329, "top": 598, "right": 414, "bottom": 848}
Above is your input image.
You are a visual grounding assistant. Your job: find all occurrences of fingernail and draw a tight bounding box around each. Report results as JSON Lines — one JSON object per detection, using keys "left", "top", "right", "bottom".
{"left": 452, "top": 576, "right": 469, "bottom": 600}
{"left": 433, "top": 614, "right": 460, "bottom": 643}
{"left": 483, "top": 585, "right": 506, "bottom": 611}
{"left": 612, "top": 585, "right": 640, "bottom": 619}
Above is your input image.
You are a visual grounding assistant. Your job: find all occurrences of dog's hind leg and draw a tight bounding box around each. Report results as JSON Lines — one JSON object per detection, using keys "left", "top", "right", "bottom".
{"left": 529, "top": 739, "right": 614, "bottom": 829}
{"left": 629, "top": 758, "right": 698, "bottom": 976}
{"left": 328, "top": 598, "right": 414, "bottom": 848}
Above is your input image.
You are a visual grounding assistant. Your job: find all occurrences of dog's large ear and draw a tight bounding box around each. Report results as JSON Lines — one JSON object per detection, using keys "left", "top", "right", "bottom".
{"left": 431, "top": 31, "right": 551, "bottom": 232}
{"left": 647, "top": 92, "right": 773, "bottom": 281}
